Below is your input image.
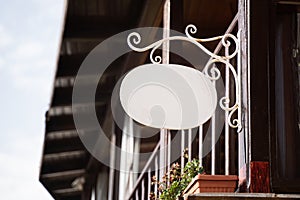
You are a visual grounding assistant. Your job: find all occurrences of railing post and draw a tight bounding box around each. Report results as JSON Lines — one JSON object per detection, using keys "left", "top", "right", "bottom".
{"left": 155, "top": 156, "right": 158, "bottom": 196}
{"left": 159, "top": 0, "right": 171, "bottom": 184}
{"left": 198, "top": 125, "right": 203, "bottom": 167}
{"left": 188, "top": 129, "right": 192, "bottom": 162}
{"left": 225, "top": 42, "right": 230, "bottom": 175}
{"left": 181, "top": 130, "right": 185, "bottom": 173}
{"left": 167, "top": 130, "right": 171, "bottom": 185}
{"left": 211, "top": 69, "right": 216, "bottom": 175}
{"left": 238, "top": 0, "right": 250, "bottom": 191}
{"left": 159, "top": 129, "right": 167, "bottom": 183}
{"left": 147, "top": 168, "right": 151, "bottom": 199}
{"left": 141, "top": 179, "right": 145, "bottom": 200}
{"left": 108, "top": 122, "right": 116, "bottom": 200}
{"left": 135, "top": 190, "right": 138, "bottom": 200}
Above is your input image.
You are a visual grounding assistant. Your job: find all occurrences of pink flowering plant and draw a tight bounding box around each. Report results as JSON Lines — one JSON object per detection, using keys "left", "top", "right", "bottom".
{"left": 149, "top": 151, "right": 204, "bottom": 200}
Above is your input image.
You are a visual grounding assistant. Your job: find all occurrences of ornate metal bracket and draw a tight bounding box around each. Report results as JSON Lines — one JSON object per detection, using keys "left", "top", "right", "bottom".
{"left": 127, "top": 25, "right": 242, "bottom": 131}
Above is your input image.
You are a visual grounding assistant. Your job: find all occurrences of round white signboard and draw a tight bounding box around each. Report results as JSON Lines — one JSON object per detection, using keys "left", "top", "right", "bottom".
{"left": 120, "top": 64, "right": 217, "bottom": 130}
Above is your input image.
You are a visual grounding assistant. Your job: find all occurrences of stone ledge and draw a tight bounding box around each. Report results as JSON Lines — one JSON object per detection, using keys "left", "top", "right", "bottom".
{"left": 186, "top": 193, "right": 300, "bottom": 200}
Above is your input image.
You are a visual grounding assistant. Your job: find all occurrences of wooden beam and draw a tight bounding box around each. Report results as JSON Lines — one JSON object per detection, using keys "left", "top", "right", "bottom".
{"left": 45, "top": 106, "right": 106, "bottom": 133}
{"left": 48, "top": 103, "right": 106, "bottom": 117}
{"left": 278, "top": 0, "right": 300, "bottom": 5}
{"left": 44, "top": 136, "right": 84, "bottom": 155}
{"left": 41, "top": 152, "right": 88, "bottom": 175}
{"left": 53, "top": 187, "right": 82, "bottom": 196}
{"left": 46, "top": 114, "right": 76, "bottom": 132}
{"left": 46, "top": 130, "right": 78, "bottom": 141}
{"left": 55, "top": 53, "right": 123, "bottom": 77}
{"left": 51, "top": 86, "right": 110, "bottom": 106}
{"left": 43, "top": 150, "right": 86, "bottom": 162}
{"left": 41, "top": 169, "right": 85, "bottom": 181}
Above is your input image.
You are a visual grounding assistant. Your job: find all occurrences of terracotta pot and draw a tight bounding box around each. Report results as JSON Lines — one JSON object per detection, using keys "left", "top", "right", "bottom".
{"left": 183, "top": 174, "right": 238, "bottom": 195}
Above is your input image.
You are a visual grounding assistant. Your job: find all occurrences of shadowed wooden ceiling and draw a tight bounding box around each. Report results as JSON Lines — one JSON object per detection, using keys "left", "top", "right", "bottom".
{"left": 184, "top": 0, "right": 237, "bottom": 37}
{"left": 39, "top": 0, "right": 238, "bottom": 199}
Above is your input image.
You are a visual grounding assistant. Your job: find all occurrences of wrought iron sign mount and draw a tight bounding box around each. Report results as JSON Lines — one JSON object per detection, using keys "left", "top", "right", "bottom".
{"left": 123, "top": 25, "right": 242, "bottom": 131}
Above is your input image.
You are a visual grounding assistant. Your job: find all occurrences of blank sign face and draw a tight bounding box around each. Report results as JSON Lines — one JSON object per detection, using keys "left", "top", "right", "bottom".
{"left": 120, "top": 64, "right": 217, "bottom": 130}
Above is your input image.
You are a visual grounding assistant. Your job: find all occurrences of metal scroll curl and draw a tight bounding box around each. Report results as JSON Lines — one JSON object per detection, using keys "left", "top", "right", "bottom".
{"left": 127, "top": 25, "right": 241, "bottom": 130}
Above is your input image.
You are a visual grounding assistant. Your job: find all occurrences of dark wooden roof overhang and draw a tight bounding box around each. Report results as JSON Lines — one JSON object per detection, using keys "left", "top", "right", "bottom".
{"left": 39, "top": 0, "right": 148, "bottom": 199}
{"left": 39, "top": 0, "right": 238, "bottom": 199}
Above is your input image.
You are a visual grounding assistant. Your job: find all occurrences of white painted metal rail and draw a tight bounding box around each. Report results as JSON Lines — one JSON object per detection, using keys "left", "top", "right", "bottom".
{"left": 124, "top": 13, "right": 241, "bottom": 200}
{"left": 126, "top": 143, "right": 160, "bottom": 200}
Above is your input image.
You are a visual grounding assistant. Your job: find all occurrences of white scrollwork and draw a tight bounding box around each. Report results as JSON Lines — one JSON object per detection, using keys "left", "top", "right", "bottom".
{"left": 185, "top": 24, "right": 239, "bottom": 60}
{"left": 228, "top": 105, "right": 240, "bottom": 128}
{"left": 127, "top": 25, "right": 241, "bottom": 129}
{"left": 127, "top": 32, "right": 231, "bottom": 64}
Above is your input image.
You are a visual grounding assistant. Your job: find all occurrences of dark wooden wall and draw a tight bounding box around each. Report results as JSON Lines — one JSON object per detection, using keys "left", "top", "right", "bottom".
{"left": 250, "top": 0, "right": 300, "bottom": 193}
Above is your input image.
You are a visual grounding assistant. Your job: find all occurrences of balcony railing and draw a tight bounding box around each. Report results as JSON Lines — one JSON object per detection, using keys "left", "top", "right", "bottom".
{"left": 123, "top": 13, "right": 241, "bottom": 200}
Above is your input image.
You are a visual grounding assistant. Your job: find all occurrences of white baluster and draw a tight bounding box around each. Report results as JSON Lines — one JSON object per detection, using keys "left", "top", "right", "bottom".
{"left": 135, "top": 190, "right": 138, "bottom": 200}
{"left": 181, "top": 130, "right": 185, "bottom": 173}
{"left": 198, "top": 125, "right": 203, "bottom": 167}
{"left": 167, "top": 130, "right": 171, "bottom": 185}
{"left": 148, "top": 168, "right": 151, "bottom": 199}
{"left": 141, "top": 179, "right": 145, "bottom": 200}
{"left": 188, "top": 129, "right": 192, "bottom": 162}
{"left": 154, "top": 156, "right": 158, "bottom": 196}
{"left": 225, "top": 42, "right": 230, "bottom": 175}
{"left": 211, "top": 69, "right": 216, "bottom": 175}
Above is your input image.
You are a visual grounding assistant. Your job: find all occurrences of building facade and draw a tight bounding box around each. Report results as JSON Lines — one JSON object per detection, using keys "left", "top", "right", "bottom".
{"left": 39, "top": 0, "right": 300, "bottom": 199}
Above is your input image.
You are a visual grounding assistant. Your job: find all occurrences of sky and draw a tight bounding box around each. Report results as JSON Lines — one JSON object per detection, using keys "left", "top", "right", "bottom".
{"left": 0, "top": 0, "right": 66, "bottom": 199}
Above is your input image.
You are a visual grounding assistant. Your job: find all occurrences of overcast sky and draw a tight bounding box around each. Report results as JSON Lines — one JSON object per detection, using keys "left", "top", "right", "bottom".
{"left": 0, "top": 0, "right": 65, "bottom": 199}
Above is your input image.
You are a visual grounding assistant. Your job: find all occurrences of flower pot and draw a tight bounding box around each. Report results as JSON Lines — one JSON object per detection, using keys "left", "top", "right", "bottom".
{"left": 183, "top": 174, "right": 238, "bottom": 195}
